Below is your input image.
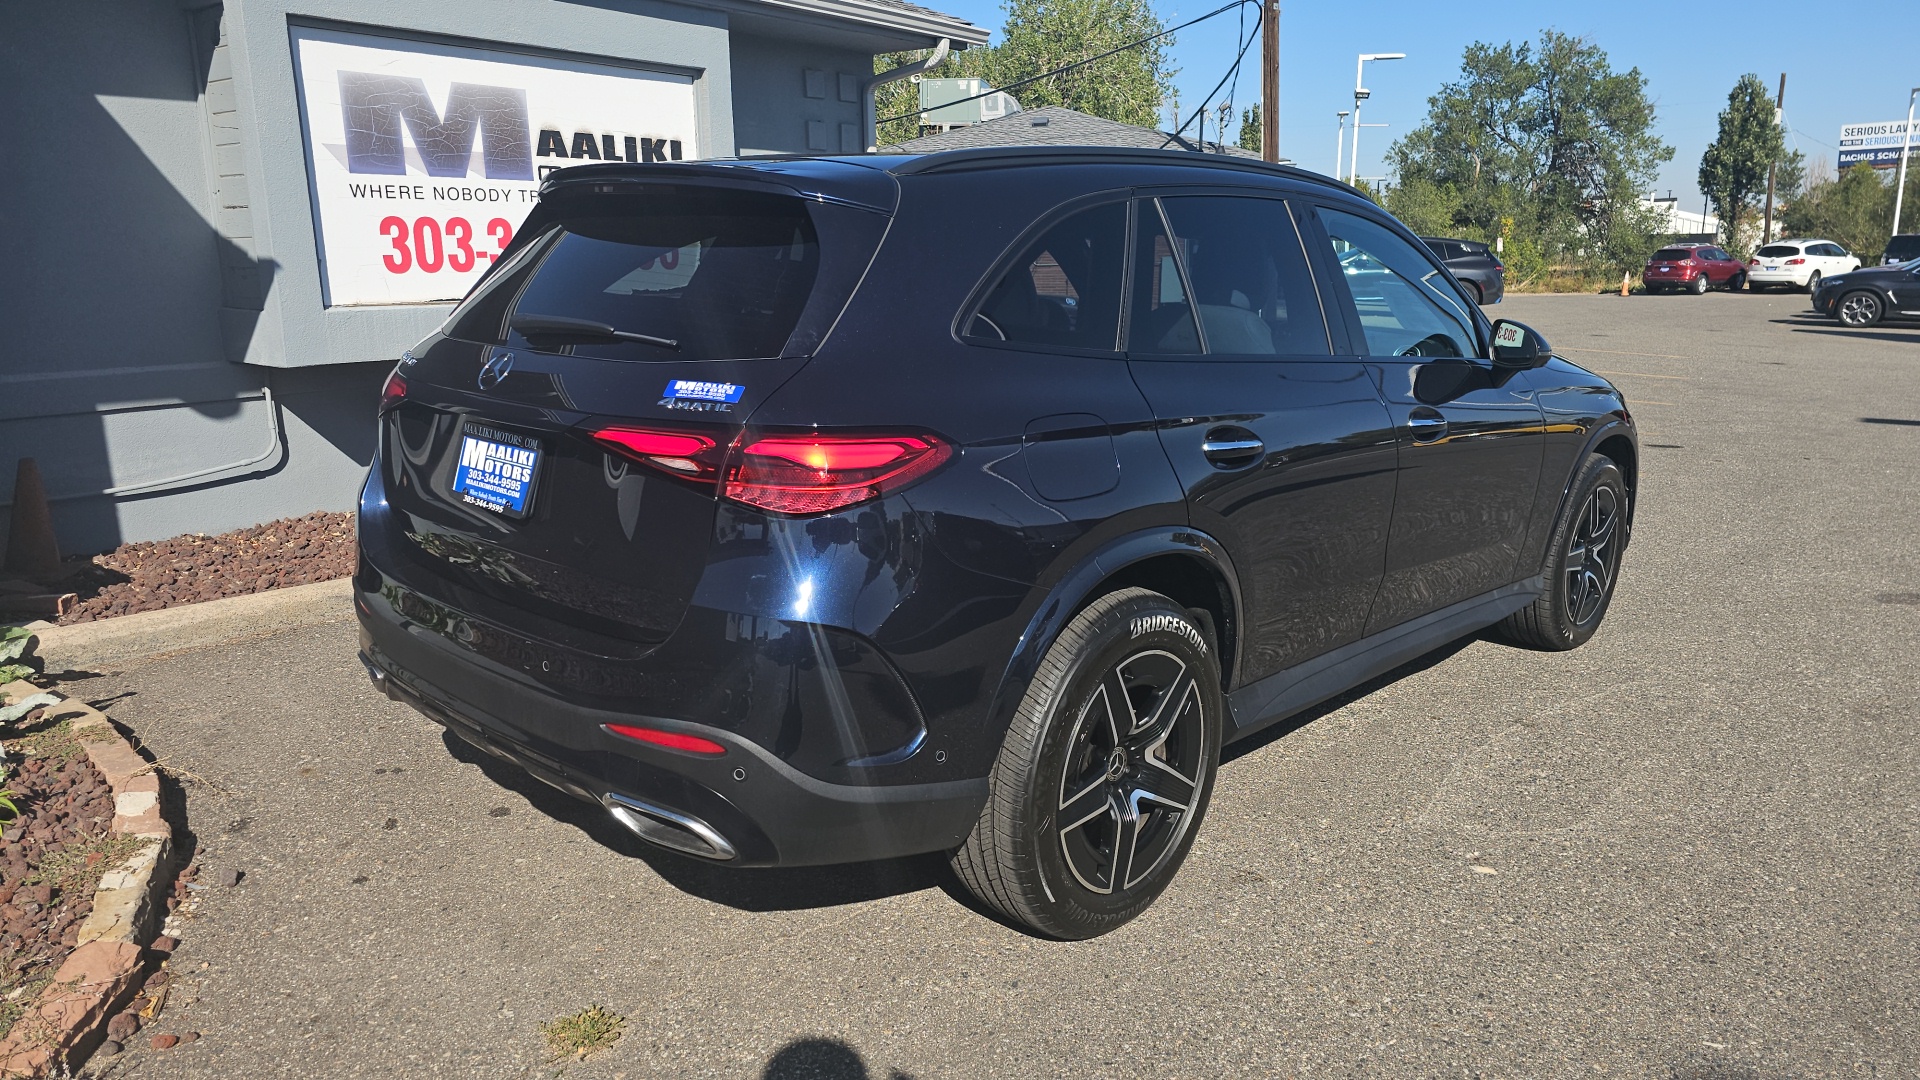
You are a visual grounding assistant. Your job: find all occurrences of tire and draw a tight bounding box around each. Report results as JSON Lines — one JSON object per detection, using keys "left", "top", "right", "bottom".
{"left": 951, "top": 588, "right": 1223, "bottom": 939}
{"left": 1689, "top": 274, "right": 1708, "bottom": 295}
{"left": 1496, "top": 454, "right": 1627, "bottom": 651}
{"left": 1837, "top": 290, "right": 1883, "bottom": 327}
{"left": 1465, "top": 280, "right": 1484, "bottom": 305}
{"left": 1731, "top": 272, "right": 1746, "bottom": 292}
{"left": 1805, "top": 271, "right": 1821, "bottom": 295}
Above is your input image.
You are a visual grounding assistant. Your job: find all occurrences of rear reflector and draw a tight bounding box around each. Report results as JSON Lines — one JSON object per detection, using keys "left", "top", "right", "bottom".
{"left": 604, "top": 723, "right": 728, "bottom": 756}
{"left": 724, "top": 433, "right": 952, "bottom": 515}
{"left": 593, "top": 427, "right": 723, "bottom": 479}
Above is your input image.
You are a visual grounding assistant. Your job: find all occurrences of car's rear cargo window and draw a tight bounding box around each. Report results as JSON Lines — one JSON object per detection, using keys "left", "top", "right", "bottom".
{"left": 1756, "top": 245, "right": 1800, "bottom": 258}
{"left": 445, "top": 187, "right": 882, "bottom": 362}
{"left": 1651, "top": 248, "right": 1695, "bottom": 261}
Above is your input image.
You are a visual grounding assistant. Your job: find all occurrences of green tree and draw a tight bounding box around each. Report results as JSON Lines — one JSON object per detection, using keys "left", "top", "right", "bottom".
{"left": 1698, "top": 74, "right": 1785, "bottom": 254}
{"left": 874, "top": 0, "right": 1175, "bottom": 147}
{"left": 1237, "top": 104, "right": 1261, "bottom": 153}
{"left": 1385, "top": 30, "right": 1672, "bottom": 282}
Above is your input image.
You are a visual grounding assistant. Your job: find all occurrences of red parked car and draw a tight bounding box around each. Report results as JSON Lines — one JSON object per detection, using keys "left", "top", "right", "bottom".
{"left": 1642, "top": 242, "right": 1746, "bottom": 294}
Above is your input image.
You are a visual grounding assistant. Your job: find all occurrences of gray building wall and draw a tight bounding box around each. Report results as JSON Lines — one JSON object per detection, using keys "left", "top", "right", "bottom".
{"left": 729, "top": 33, "right": 869, "bottom": 156}
{"left": 0, "top": 0, "right": 969, "bottom": 557}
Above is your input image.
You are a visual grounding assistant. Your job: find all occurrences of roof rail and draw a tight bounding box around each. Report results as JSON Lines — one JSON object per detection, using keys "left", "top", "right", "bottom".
{"left": 887, "top": 145, "right": 1360, "bottom": 194}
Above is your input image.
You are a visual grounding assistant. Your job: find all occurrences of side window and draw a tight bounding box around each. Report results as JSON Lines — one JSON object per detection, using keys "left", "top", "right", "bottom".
{"left": 966, "top": 202, "right": 1125, "bottom": 351}
{"left": 1316, "top": 207, "right": 1476, "bottom": 359}
{"left": 1127, "top": 196, "right": 1329, "bottom": 357}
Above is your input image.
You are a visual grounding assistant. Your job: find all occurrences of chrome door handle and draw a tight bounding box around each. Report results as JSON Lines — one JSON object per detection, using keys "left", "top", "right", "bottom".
{"left": 1407, "top": 410, "right": 1448, "bottom": 444}
{"left": 1201, "top": 428, "right": 1264, "bottom": 467}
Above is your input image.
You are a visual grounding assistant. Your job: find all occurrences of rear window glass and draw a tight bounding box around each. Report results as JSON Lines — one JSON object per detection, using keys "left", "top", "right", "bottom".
{"left": 1886, "top": 236, "right": 1920, "bottom": 261}
{"left": 966, "top": 202, "right": 1126, "bottom": 352}
{"left": 447, "top": 189, "right": 822, "bottom": 362}
{"left": 1756, "top": 245, "right": 1800, "bottom": 258}
{"left": 1651, "top": 248, "right": 1696, "bottom": 261}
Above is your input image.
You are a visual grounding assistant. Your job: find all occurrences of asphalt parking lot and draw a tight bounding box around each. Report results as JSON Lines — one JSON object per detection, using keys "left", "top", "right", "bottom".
{"left": 72, "top": 290, "right": 1920, "bottom": 1079}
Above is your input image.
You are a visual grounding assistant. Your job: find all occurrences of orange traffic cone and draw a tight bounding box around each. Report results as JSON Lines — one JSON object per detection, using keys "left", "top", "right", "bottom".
{"left": 4, "top": 459, "right": 64, "bottom": 583}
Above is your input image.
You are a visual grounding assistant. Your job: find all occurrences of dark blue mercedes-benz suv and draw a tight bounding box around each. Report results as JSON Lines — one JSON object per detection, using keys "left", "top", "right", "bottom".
{"left": 356, "top": 147, "right": 1637, "bottom": 939}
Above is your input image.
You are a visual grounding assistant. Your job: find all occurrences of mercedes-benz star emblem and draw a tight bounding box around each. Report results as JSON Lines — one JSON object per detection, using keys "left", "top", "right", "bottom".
{"left": 477, "top": 351, "right": 514, "bottom": 390}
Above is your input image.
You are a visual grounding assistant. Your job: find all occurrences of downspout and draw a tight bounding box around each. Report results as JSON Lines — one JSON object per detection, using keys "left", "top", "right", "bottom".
{"left": 862, "top": 39, "right": 950, "bottom": 153}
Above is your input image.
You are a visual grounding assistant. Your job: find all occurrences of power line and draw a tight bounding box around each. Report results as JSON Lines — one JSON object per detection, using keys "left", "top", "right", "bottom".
{"left": 1160, "top": 3, "right": 1263, "bottom": 151}
{"left": 874, "top": 0, "right": 1261, "bottom": 128}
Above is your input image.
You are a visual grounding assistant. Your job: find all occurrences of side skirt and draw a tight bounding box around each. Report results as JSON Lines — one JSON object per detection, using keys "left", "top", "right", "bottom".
{"left": 1224, "top": 577, "right": 1541, "bottom": 743}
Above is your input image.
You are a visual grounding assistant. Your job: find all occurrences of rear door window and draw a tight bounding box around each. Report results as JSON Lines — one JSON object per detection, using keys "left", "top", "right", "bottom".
{"left": 1127, "top": 196, "right": 1329, "bottom": 358}
{"left": 965, "top": 202, "right": 1126, "bottom": 352}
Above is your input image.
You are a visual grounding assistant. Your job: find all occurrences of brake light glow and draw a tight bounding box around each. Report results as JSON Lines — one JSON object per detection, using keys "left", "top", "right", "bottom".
{"left": 1785, "top": 257, "right": 1806, "bottom": 266}
{"left": 604, "top": 723, "right": 728, "bottom": 756}
{"left": 379, "top": 372, "right": 408, "bottom": 414}
{"left": 1747, "top": 258, "right": 1760, "bottom": 266}
{"left": 724, "top": 433, "right": 952, "bottom": 515}
{"left": 593, "top": 427, "right": 722, "bottom": 479}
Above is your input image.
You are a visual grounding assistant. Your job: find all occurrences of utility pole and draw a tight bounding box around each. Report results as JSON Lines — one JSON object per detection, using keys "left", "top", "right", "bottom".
{"left": 1260, "top": 0, "right": 1279, "bottom": 162}
{"left": 1762, "top": 72, "right": 1785, "bottom": 245}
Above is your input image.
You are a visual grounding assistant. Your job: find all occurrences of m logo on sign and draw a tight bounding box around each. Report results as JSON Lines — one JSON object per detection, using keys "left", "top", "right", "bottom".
{"left": 340, "top": 72, "right": 535, "bottom": 180}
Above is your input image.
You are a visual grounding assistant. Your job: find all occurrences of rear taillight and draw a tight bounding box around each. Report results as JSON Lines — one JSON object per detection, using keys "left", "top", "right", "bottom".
{"left": 1785, "top": 257, "right": 1806, "bottom": 266}
{"left": 588, "top": 426, "right": 952, "bottom": 515}
{"left": 379, "top": 372, "right": 408, "bottom": 414}
{"left": 604, "top": 723, "right": 728, "bottom": 756}
{"left": 1747, "top": 258, "right": 1760, "bottom": 266}
{"left": 593, "top": 427, "right": 724, "bottom": 479}
{"left": 725, "top": 434, "right": 952, "bottom": 515}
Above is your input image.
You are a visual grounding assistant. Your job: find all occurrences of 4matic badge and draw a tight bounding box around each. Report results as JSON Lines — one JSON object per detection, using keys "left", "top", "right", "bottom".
{"left": 658, "top": 380, "right": 744, "bottom": 413}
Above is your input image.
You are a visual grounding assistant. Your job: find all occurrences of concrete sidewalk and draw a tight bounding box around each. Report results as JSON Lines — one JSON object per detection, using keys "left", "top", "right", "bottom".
{"left": 33, "top": 579, "right": 352, "bottom": 675}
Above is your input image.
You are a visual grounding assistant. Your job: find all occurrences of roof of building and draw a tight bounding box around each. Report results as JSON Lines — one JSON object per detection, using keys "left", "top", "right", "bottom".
{"left": 728, "top": 0, "right": 990, "bottom": 48}
{"left": 886, "top": 106, "right": 1270, "bottom": 159}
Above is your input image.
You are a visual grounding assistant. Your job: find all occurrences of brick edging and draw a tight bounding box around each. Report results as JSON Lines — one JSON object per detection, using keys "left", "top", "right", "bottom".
{"left": 0, "top": 681, "right": 174, "bottom": 1077}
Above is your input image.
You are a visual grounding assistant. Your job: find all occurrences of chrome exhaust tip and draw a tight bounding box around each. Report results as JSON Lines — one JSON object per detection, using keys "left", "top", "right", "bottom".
{"left": 605, "top": 793, "right": 737, "bottom": 861}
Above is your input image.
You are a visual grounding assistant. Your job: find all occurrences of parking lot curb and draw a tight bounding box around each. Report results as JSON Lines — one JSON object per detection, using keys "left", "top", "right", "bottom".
{"left": 30, "top": 577, "right": 353, "bottom": 673}
{"left": 0, "top": 681, "right": 175, "bottom": 1078}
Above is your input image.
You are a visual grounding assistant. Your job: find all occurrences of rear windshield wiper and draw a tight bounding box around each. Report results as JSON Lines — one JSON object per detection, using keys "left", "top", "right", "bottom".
{"left": 510, "top": 313, "right": 679, "bottom": 351}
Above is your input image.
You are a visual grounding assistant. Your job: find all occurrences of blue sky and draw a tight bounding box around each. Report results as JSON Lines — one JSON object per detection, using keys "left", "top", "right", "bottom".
{"left": 930, "top": 0, "right": 1917, "bottom": 212}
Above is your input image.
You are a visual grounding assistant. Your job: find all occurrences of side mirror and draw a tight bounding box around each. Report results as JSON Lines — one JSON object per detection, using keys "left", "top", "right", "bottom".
{"left": 1489, "top": 319, "right": 1550, "bottom": 369}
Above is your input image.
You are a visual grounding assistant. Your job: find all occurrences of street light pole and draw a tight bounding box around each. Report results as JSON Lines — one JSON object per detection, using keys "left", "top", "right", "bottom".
{"left": 1335, "top": 110, "right": 1348, "bottom": 180}
{"left": 1893, "top": 87, "right": 1920, "bottom": 238}
{"left": 1350, "top": 52, "right": 1404, "bottom": 186}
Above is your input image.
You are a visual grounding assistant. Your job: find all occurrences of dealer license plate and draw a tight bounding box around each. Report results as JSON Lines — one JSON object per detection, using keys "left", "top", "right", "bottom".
{"left": 451, "top": 423, "right": 541, "bottom": 518}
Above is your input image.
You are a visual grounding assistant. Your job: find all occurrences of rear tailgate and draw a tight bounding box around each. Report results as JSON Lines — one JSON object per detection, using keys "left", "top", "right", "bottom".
{"left": 378, "top": 168, "right": 895, "bottom": 645}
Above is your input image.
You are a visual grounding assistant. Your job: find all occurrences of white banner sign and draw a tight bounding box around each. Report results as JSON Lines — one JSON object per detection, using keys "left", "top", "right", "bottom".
{"left": 1837, "top": 118, "right": 1919, "bottom": 170}
{"left": 291, "top": 27, "right": 698, "bottom": 307}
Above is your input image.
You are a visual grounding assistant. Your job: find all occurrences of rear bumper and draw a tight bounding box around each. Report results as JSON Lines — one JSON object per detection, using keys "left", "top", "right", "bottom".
{"left": 356, "top": 597, "right": 987, "bottom": 869}
{"left": 1747, "top": 268, "right": 1810, "bottom": 286}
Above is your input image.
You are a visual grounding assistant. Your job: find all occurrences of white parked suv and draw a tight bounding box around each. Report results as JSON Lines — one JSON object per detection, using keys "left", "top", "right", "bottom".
{"left": 1745, "top": 239, "right": 1860, "bottom": 293}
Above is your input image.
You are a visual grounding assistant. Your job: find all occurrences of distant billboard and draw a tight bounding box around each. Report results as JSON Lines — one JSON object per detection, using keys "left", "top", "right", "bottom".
{"left": 1838, "top": 119, "right": 1919, "bottom": 169}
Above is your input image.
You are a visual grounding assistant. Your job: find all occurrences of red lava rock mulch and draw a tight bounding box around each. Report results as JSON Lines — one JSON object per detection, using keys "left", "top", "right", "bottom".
{"left": 56, "top": 511, "right": 355, "bottom": 625}
{"left": 0, "top": 710, "right": 130, "bottom": 1042}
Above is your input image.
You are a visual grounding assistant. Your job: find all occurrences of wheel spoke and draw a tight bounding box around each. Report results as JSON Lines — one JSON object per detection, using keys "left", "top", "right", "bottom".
{"left": 1131, "top": 759, "right": 1195, "bottom": 811}
{"left": 1102, "top": 667, "right": 1136, "bottom": 739}
{"left": 1107, "top": 801, "right": 1142, "bottom": 892}
{"left": 1126, "top": 667, "right": 1193, "bottom": 751}
{"left": 1058, "top": 775, "right": 1114, "bottom": 833}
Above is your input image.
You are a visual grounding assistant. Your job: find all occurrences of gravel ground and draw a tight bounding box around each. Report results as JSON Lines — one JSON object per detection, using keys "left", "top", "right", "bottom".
{"left": 64, "top": 293, "right": 1920, "bottom": 1078}
{"left": 56, "top": 513, "right": 354, "bottom": 625}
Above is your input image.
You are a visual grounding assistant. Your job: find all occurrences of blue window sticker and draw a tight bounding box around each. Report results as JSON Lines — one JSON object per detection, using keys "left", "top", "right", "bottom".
{"left": 663, "top": 380, "right": 744, "bottom": 403}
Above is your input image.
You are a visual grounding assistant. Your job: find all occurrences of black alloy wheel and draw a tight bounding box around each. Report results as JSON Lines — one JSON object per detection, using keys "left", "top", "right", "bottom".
{"left": 1496, "top": 454, "right": 1628, "bottom": 651}
{"left": 1465, "top": 280, "right": 1484, "bottom": 305}
{"left": 951, "top": 588, "right": 1222, "bottom": 939}
{"left": 1837, "top": 290, "right": 1883, "bottom": 327}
